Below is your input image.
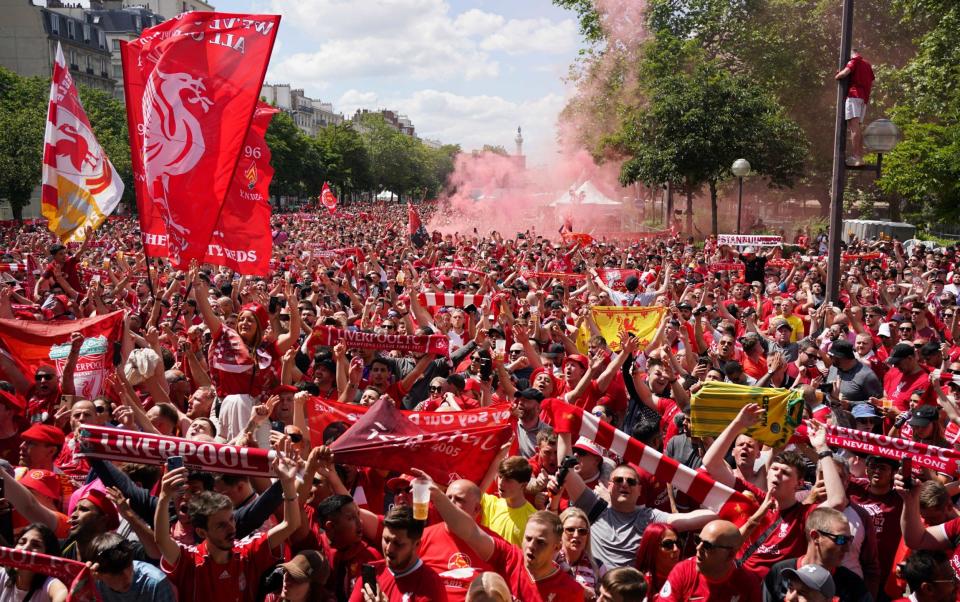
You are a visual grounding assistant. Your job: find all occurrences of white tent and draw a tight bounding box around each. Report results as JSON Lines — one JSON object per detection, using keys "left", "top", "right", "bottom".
{"left": 376, "top": 190, "right": 397, "bottom": 201}
{"left": 549, "top": 181, "right": 622, "bottom": 207}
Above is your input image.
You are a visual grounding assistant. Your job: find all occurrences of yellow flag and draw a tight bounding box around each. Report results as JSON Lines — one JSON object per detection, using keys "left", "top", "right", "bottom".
{"left": 691, "top": 381, "right": 805, "bottom": 447}
{"left": 576, "top": 306, "right": 666, "bottom": 353}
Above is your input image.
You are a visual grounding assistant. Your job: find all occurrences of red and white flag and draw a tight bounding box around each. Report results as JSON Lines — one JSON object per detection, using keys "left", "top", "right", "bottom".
{"left": 203, "top": 102, "right": 277, "bottom": 275}
{"left": 41, "top": 42, "right": 123, "bottom": 244}
{"left": 320, "top": 182, "right": 338, "bottom": 214}
{"left": 122, "top": 13, "right": 280, "bottom": 267}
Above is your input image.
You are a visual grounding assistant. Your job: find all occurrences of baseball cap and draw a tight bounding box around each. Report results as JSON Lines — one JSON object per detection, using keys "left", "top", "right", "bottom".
{"left": 828, "top": 339, "right": 856, "bottom": 361}
{"left": 280, "top": 550, "right": 329, "bottom": 583}
{"left": 887, "top": 343, "right": 916, "bottom": 365}
{"left": 515, "top": 388, "right": 544, "bottom": 403}
{"left": 573, "top": 437, "right": 603, "bottom": 458}
{"left": 0, "top": 390, "right": 25, "bottom": 413}
{"left": 909, "top": 404, "right": 940, "bottom": 428}
{"left": 386, "top": 474, "right": 415, "bottom": 492}
{"left": 564, "top": 354, "right": 589, "bottom": 370}
{"left": 21, "top": 424, "right": 65, "bottom": 447}
{"left": 877, "top": 322, "right": 892, "bottom": 338}
{"left": 851, "top": 404, "right": 879, "bottom": 420}
{"left": 771, "top": 318, "right": 793, "bottom": 331}
{"left": 782, "top": 565, "right": 836, "bottom": 600}
{"left": 20, "top": 469, "right": 61, "bottom": 501}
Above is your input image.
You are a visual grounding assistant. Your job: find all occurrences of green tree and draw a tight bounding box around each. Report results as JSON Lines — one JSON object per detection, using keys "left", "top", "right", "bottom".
{"left": 0, "top": 68, "right": 48, "bottom": 220}
{"left": 480, "top": 144, "right": 509, "bottom": 156}
{"left": 265, "top": 111, "right": 320, "bottom": 199}
{"left": 314, "top": 122, "right": 372, "bottom": 198}
{"left": 611, "top": 37, "right": 807, "bottom": 235}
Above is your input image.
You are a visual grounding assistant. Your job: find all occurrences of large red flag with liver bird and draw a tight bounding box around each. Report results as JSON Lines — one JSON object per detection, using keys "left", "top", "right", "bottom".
{"left": 203, "top": 102, "right": 277, "bottom": 275}
{"left": 122, "top": 13, "right": 280, "bottom": 267}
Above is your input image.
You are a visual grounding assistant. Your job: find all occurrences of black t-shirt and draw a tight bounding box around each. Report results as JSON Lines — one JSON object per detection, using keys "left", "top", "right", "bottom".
{"left": 741, "top": 254, "right": 768, "bottom": 283}
{"left": 762, "top": 558, "right": 871, "bottom": 602}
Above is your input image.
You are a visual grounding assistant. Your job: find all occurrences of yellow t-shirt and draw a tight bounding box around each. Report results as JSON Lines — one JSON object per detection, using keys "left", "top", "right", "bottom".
{"left": 480, "top": 493, "right": 536, "bottom": 547}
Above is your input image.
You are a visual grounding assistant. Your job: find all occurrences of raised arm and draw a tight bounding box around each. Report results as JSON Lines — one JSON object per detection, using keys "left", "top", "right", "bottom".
{"left": 413, "top": 469, "right": 495, "bottom": 562}
{"left": 154, "top": 467, "right": 186, "bottom": 568}
{"left": 266, "top": 445, "right": 302, "bottom": 550}
{"left": 701, "top": 403, "right": 764, "bottom": 488}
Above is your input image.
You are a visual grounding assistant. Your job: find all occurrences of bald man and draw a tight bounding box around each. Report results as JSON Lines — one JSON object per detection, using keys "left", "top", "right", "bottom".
{"left": 658, "top": 520, "right": 762, "bottom": 602}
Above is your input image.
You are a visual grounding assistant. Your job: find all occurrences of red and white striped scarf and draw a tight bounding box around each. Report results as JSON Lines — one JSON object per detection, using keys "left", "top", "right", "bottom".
{"left": 0, "top": 261, "right": 28, "bottom": 272}
{"left": 540, "top": 398, "right": 757, "bottom": 522}
{"left": 428, "top": 266, "right": 488, "bottom": 277}
{"left": 417, "top": 292, "right": 491, "bottom": 308}
{"left": 0, "top": 547, "right": 98, "bottom": 601}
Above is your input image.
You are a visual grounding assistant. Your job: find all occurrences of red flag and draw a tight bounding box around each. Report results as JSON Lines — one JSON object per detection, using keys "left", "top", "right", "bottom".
{"left": 408, "top": 202, "right": 428, "bottom": 248}
{"left": 0, "top": 311, "right": 124, "bottom": 401}
{"left": 41, "top": 42, "right": 123, "bottom": 243}
{"left": 122, "top": 13, "right": 280, "bottom": 267}
{"left": 328, "top": 399, "right": 513, "bottom": 485}
{"left": 320, "top": 182, "right": 338, "bottom": 214}
{"left": 203, "top": 102, "right": 277, "bottom": 275}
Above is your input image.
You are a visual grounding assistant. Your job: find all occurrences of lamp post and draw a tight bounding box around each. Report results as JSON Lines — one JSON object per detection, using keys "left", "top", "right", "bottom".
{"left": 852, "top": 118, "right": 902, "bottom": 177}
{"left": 732, "top": 159, "right": 751, "bottom": 234}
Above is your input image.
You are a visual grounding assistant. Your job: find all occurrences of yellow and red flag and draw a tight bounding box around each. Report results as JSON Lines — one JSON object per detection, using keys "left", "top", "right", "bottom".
{"left": 41, "top": 42, "right": 123, "bottom": 243}
{"left": 575, "top": 306, "right": 666, "bottom": 353}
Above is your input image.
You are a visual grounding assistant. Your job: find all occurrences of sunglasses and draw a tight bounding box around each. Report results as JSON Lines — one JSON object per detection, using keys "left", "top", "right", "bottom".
{"left": 660, "top": 539, "right": 679, "bottom": 551}
{"left": 428, "top": 386, "right": 443, "bottom": 393}
{"left": 816, "top": 529, "right": 851, "bottom": 546}
{"left": 693, "top": 534, "right": 734, "bottom": 551}
{"left": 592, "top": 410, "right": 608, "bottom": 418}
{"left": 383, "top": 324, "right": 396, "bottom": 330}
{"left": 564, "top": 526, "right": 589, "bottom": 536}
{"left": 287, "top": 433, "right": 303, "bottom": 444}
{"left": 94, "top": 405, "right": 107, "bottom": 414}
{"left": 611, "top": 476, "right": 638, "bottom": 487}
{"left": 34, "top": 373, "right": 54, "bottom": 382}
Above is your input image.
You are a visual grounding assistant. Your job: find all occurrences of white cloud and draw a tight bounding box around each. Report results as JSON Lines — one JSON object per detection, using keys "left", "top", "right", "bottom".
{"left": 264, "top": 0, "right": 574, "bottom": 87}
{"left": 338, "top": 88, "right": 567, "bottom": 163}
{"left": 480, "top": 18, "right": 579, "bottom": 55}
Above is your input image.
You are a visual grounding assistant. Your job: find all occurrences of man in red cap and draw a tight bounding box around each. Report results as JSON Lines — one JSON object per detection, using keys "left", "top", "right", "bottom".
{"left": 19, "top": 423, "right": 65, "bottom": 473}
{"left": 0, "top": 467, "right": 70, "bottom": 537}
{"left": 62, "top": 488, "right": 120, "bottom": 561}
{"left": 0, "top": 389, "right": 25, "bottom": 464}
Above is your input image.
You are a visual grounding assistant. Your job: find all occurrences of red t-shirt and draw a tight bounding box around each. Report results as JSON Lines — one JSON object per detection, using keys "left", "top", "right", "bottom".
{"left": 161, "top": 533, "right": 279, "bottom": 602}
{"left": 883, "top": 367, "right": 935, "bottom": 411}
{"left": 936, "top": 517, "right": 960, "bottom": 581}
{"left": 635, "top": 465, "right": 671, "bottom": 512}
{"left": 534, "top": 566, "right": 585, "bottom": 602}
{"left": 485, "top": 535, "right": 546, "bottom": 602}
{"left": 658, "top": 557, "right": 762, "bottom": 602}
{"left": 347, "top": 559, "right": 448, "bottom": 602}
{"left": 848, "top": 478, "right": 903, "bottom": 584}
{"left": 54, "top": 434, "right": 90, "bottom": 490}
{"left": 419, "top": 524, "right": 500, "bottom": 602}
{"left": 737, "top": 479, "right": 817, "bottom": 580}
{"left": 845, "top": 55, "right": 875, "bottom": 103}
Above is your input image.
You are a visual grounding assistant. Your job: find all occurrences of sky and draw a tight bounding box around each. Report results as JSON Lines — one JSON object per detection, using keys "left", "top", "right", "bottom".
{"left": 209, "top": 0, "right": 586, "bottom": 163}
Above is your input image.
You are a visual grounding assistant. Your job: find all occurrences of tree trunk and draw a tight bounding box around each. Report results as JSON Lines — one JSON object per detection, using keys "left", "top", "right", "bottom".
{"left": 665, "top": 182, "right": 673, "bottom": 227}
{"left": 889, "top": 193, "right": 902, "bottom": 222}
{"left": 686, "top": 187, "right": 694, "bottom": 235}
{"left": 709, "top": 180, "right": 719, "bottom": 236}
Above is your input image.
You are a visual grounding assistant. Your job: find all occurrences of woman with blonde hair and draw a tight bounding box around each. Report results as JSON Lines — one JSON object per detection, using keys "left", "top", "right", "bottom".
{"left": 557, "top": 507, "right": 605, "bottom": 600}
{"left": 466, "top": 572, "right": 512, "bottom": 602}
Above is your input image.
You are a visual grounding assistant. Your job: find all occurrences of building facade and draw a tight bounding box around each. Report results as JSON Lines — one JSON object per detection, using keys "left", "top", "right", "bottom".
{"left": 260, "top": 83, "right": 345, "bottom": 137}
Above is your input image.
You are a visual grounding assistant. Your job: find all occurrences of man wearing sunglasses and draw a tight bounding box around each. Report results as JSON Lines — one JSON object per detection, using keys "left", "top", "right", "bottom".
{"left": 657, "top": 519, "right": 761, "bottom": 602}
{"left": 762, "top": 507, "right": 870, "bottom": 602}
{"left": 554, "top": 438, "right": 717, "bottom": 570}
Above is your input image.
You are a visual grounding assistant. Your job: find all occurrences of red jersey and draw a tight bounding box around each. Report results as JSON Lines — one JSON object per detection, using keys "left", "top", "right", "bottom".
{"left": 845, "top": 55, "right": 875, "bottom": 103}
{"left": 207, "top": 324, "right": 281, "bottom": 400}
{"left": 348, "top": 559, "right": 448, "bottom": 602}
{"left": 738, "top": 479, "right": 817, "bottom": 580}
{"left": 54, "top": 434, "right": 90, "bottom": 490}
{"left": 419, "top": 524, "right": 498, "bottom": 602}
{"left": 658, "top": 557, "right": 762, "bottom": 602}
{"left": 883, "top": 367, "right": 934, "bottom": 411}
{"left": 486, "top": 535, "right": 545, "bottom": 602}
{"left": 848, "top": 478, "right": 903, "bottom": 584}
{"left": 535, "top": 566, "right": 584, "bottom": 602}
{"left": 635, "top": 465, "right": 671, "bottom": 512}
{"left": 161, "top": 533, "right": 279, "bottom": 602}
{"left": 936, "top": 517, "right": 960, "bottom": 581}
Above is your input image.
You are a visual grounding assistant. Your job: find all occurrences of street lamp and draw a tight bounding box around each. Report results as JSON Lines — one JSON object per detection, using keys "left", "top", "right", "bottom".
{"left": 847, "top": 118, "right": 901, "bottom": 177}
{"left": 732, "top": 158, "right": 751, "bottom": 234}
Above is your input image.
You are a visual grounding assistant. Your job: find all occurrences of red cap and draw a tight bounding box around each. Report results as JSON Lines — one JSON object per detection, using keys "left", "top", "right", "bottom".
{"left": 564, "top": 354, "right": 589, "bottom": 370}
{"left": 21, "top": 424, "right": 65, "bottom": 447}
{"left": 271, "top": 384, "right": 298, "bottom": 395}
{"left": 80, "top": 489, "right": 120, "bottom": 530}
{"left": 239, "top": 303, "right": 269, "bottom": 331}
{"left": 54, "top": 294, "right": 70, "bottom": 308}
{"left": 463, "top": 379, "right": 482, "bottom": 393}
{"left": 0, "top": 390, "right": 25, "bottom": 413}
{"left": 386, "top": 474, "right": 415, "bottom": 492}
{"left": 20, "top": 469, "right": 61, "bottom": 501}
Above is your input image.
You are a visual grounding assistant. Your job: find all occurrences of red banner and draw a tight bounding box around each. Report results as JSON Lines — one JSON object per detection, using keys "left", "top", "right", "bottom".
{"left": 599, "top": 268, "right": 640, "bottom": 288}
{"left": 520, "top": 270, "right": 587, "bottom": 283}
{"left": 320, "top": 182, "right": 338, "bottom": 214}
{"left": 328, "top": 399, "right": 513, "bottom": 485}
{"left": 203, "top": 102, "right": 277, "bottom": 275}
{"left": 122, "top": 12, "right": 280, "bottom": 267}
{"left": 0, "top": 547, "right": 98, "bottom": 602}
{"left": 76, "top": 424, "right": 275, "bottom": 477}
{"left": 0, "top": 311, "right": 123, "bottom": 400}
{"left": 561, "top": 231, "right": 594, "bottom": 246}
{"left": 303, "top": 325, "right": 449, "bottom": 357}
{"left": 842, "top": 252, "right": 883, "bottom": 261}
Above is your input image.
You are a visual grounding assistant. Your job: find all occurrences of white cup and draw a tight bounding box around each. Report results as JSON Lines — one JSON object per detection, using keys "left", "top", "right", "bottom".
{"left": 411, "top": 478, "right": 431, "bottom": 520}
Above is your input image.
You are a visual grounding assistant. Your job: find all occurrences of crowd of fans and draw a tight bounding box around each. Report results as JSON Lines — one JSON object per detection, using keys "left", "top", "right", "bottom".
{"left": 0, "top": 201, "right": 958, "bottom": 602}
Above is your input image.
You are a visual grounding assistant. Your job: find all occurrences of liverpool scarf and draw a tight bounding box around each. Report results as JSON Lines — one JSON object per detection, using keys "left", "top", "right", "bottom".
{"left": 76, "top": 425, "right": 276, "bottom": 477}
{"left": 0, "top": 547, "right": 99, "bottom": 601}
{"left": 304, "top": 325, "right": 449, "bottom": 357}
{"left": 540, "top": 398, "right": 757, "bottom": 523}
